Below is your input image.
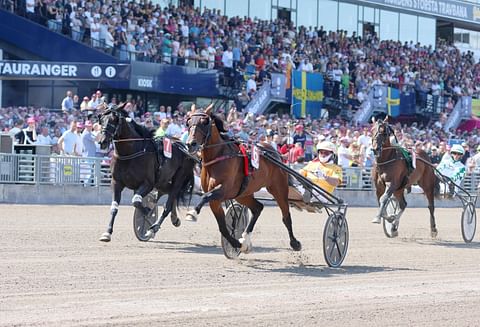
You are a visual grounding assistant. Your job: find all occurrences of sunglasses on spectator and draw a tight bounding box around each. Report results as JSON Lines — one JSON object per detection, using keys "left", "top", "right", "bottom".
{"left": 145, "top": 120, "right": 152, "bottom": 123}
{"left": 451, "top": 152, "right": 462, "bottom": 156}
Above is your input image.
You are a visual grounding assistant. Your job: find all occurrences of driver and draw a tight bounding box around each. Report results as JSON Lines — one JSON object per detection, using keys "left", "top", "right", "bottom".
{"left": 298, "top": 141, "right": 343, "bottom": 203}
{"left": 289, "top": 141, "right": 342, "bottom": 212}
{"left": 437, "top": 144, "right": 466, "bottom": 197}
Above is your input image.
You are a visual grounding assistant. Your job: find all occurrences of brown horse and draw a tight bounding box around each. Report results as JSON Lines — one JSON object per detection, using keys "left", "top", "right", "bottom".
{"left": 371, "top": 118, "right": 439, "bottom": 237}
{"left": 185, "top": 105, "right": 301, "bottom": 253}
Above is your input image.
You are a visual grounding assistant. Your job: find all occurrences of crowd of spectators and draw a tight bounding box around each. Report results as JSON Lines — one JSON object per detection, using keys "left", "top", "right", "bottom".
{"left": 8, "top": 1, "right": 480, "bottom": 112}
{"left": 3, "top": 2, "right": 480, "bottom": 173}
{"left": 2, "top": 98, "right": 480, "bottom": 173}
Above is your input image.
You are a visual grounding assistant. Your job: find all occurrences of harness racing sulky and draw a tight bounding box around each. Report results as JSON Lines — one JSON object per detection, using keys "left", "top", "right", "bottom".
{"left": 97, "top": 103, "right": 195, "bottom": 242}
{"left": 371, "top": 117, "right": 477, "bottom": 242}
{"left": 185, "top": 104, "right": 349, "bottom": 268}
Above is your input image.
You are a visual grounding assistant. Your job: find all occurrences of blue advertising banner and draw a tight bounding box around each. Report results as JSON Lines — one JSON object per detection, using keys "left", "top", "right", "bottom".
{"left": 291, "top": 71, "right": 324, "bottom": 119}
{"left": 130, "top": 62, "right": 220, "bottom": 97}
{"left": 0, "top": 60, "right": 130, "bottom": 80}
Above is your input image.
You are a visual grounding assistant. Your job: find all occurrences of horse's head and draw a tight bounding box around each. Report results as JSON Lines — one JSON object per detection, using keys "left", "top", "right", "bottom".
{"left": 98, "top": 103, "right": 129, "bottom": 149}
{"left": 185, "top": 103, "right": 225, "bottom": 153}
{"left": 371, "top": 117, "right": 393, "bottom": 157}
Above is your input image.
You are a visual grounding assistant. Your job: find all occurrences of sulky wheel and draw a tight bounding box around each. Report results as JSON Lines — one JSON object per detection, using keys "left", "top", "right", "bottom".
{"left": 323, "top": 211, "right": 349, "bottom": 268}
{"left": 461, "top": 201, "right": 477, "bottom": 243}
{"left": 221, "top": 202, "right": 249, "bottom": 259}
{"left": 382, "top": 197, "right": 400, "bottom": 238}
{"left": 133, "top": 191, "right": 159, "bottom": 242}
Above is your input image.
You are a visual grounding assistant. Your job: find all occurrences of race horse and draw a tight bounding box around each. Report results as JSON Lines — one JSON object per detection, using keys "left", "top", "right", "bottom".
{"left": 185, "top": 105, "right": 302, "bottom": 253}
{"left": 97, "top": 103, "right": 195, "bottom": 242}
{"left": 371, "top": 117, "right": 439, "bottom": 237}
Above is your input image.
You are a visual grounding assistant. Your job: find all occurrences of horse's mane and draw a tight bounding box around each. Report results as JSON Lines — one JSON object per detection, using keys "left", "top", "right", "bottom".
{"left": 129, "top": 118, "right": 155, "bottom": 138}
{"left": 212, "top": 113, "right": 227, "bottom": 133}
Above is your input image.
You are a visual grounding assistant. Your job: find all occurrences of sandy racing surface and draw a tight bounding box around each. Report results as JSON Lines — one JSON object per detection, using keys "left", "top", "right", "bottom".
{"left": 1, "top": 204, "right": 480, "bottom": 326}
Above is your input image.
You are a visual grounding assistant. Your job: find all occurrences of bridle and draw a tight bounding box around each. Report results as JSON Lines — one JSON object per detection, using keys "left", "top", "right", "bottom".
{"left": 187, "top": 112, "right": 213, "bottom": 150}
{"left": 100, "top": 108, "right": 153, "bottom": 160}
{"left": 372, "top": 121, "right": 392, "bottom": 158}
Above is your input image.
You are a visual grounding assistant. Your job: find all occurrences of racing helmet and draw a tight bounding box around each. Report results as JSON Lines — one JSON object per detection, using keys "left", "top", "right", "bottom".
{"left": 450, "top": 144, "right": 465, "bottom": 155}
{"left": 317, "top": 141, "right": 337, "bottom": 155}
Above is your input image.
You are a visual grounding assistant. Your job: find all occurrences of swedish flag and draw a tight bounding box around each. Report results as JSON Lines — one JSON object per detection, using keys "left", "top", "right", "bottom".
{"left": 292, "top": 71, "right": 324, "bottom": 119}
{"left": 387, "top": 87, "right": 400, "bottom": 117}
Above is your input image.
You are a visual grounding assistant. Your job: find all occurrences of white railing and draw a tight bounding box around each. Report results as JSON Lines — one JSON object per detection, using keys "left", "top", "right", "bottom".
{"left": 1, "top": 153, "right": 479, "bottom": 192}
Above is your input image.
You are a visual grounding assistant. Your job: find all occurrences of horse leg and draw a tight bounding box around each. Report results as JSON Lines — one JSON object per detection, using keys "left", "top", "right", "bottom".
{"left": 170, "top": 200, "right": 181, "bottom": 227}
{"left": 372, "top": 183, "right": 394, "bottom": 224}
{"left": 267, "top": 184, "right": 302, "bottom": 251}
{"left": 235, "top": 195, "right": 264, "bottom": 253}
{"left": 132, "top": 183, "right": 154, "bottom": 216}
{"left": 371, "top": 180, "right": 386, "bottom": 223}
{"left": 390, "top": 189, "right": 408, "bottom": 237}
{"left": 185, "top": 184, "right": 223, "bottom": 222}
{"left": 425, "top": 188, "right": 438, "bottom": 238}
{"left": 148, "top": 174, "right": 186, "bottom": 235}
{"left": 99, "top": 183, "right": 124, "bottom": 242}
{"left": 210, "top": 199, "right": 243, "bottom": 249}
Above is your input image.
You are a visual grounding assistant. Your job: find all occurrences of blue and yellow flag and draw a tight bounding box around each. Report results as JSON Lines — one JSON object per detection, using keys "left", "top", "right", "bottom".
{"left": 291, "top": 71, "right": 323, "bottom": 119}
{"left": 387, "top": 87, "right": 400, "bottom": 117}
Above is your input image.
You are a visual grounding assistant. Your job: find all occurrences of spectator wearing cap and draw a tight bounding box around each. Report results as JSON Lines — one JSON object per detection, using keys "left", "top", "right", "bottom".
{"left": 15, "top": 117, "right": 37, "bottom": 145}
{"left": 81, "top": 120, "right": 97, "bottom": 157}
{"left": 292, "top": 124, "right": 306, "bottom": 148}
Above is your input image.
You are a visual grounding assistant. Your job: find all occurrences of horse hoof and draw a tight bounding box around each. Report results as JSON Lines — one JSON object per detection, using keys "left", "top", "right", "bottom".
{"left": 145, "top": 229, "right": 155, "bottom": 239}
{"left": 185, "top": 210, "right": 197, "bottom": 222}
{"left": 239, "top": 233, "right": 252, "bottom": 253}
{"left": 291, "top": 240, "right": 302, "bottom": 251}
{"left": 431, "top": 230, "right": 438, "bottom": 238}
{"left": 99, "top": 232, "right": 111, "bottom": 242}
{"left": 172, "top": 218, "right": 181, "bottom": 227}
{"left": 371, "top": 217, "right": 381, "bottom": 224}
{"left": 391, "top": 230, "right": 399, "bottom": 238}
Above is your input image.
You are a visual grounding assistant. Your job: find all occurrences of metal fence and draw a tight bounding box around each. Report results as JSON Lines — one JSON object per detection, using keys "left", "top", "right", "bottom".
{"left": 0, "top": 153, "right": 111, "bottom": 186}
{"left": 1, "top": 153, "right": 479, "bottom": 192}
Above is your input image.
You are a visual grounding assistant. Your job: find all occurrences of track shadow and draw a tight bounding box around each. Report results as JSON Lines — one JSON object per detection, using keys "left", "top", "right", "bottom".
{"left": 399, "top": 237, "right": 480, "bottom": 249}
{"left": 238, "top": 262, "right": 418, "bottom": 278}
{"left": 144, "top": 240, "right": 282, "bottom": 255}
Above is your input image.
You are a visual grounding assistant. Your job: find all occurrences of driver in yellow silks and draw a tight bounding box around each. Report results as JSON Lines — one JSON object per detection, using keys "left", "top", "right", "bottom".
{"left": 299, "top": 141, "right": 343, "bottom": 202}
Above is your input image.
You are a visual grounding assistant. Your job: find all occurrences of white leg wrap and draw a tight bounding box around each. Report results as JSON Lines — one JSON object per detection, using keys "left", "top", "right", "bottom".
{"left": 185, "top": 209, "right": 198, "bottom": 222}
{"left": 110, "top": 201, "right": 119, "bottom": 211}
{"left": 239, "top": 232, "right": 252, "bottom": 253}
{"left": 132, "top": 194, "right": 143, "bottom": 204}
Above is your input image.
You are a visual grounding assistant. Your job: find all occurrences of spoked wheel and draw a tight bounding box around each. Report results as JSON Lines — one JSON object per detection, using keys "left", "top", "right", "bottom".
{"left": 323, "top": 211, "right": 349, "bottom": 268}
{"left": 221, "top": 202, "right": 249, "bottom": 259}
{"left": 133, "top": 191, "right": 159, "bottom": 242}
{"left": 461, "top": 201, "right": 477, "bottom": 243}
{"left": 382, "top": 197, "right": 400, "bottom": 238}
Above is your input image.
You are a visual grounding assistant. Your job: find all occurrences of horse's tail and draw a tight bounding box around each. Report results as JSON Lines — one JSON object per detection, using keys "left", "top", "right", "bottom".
{"left": 175, "top": 158, "right": 195, "bottom": 208}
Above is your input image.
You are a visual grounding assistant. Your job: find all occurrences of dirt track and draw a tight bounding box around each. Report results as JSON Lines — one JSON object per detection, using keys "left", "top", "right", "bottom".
{"left": 1, "top": 204, "right": 480, "bottom": 326}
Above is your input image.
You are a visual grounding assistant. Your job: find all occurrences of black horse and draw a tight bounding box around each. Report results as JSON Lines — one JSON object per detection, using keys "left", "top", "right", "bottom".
{"left": 97, "top": 104, "right": 195, "bottom": 242}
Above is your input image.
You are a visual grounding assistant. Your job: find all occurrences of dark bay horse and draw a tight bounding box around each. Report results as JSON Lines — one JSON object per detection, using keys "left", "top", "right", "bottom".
{"left": 371, "top": 118, "right": 439, "bottom": 237}
{"left": 97, "top": 104, "right": 195, "bottom": 242}
{"left": 185, "top": 105, "right": 301, "bottom": 254}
